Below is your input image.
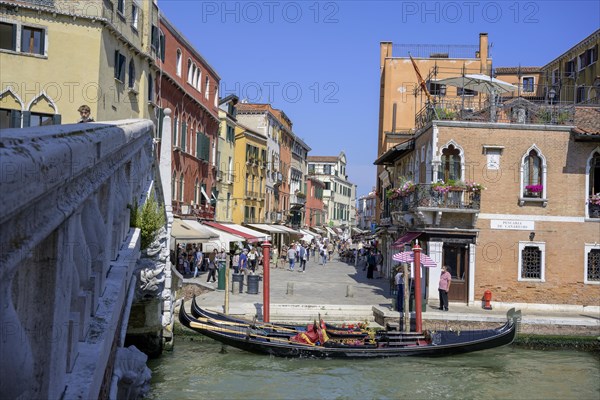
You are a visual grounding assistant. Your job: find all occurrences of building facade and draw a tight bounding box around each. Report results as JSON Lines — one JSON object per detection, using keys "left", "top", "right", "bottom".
{"left": 289, "top": 136, "right": 311, "bottom": 228}
{"left": 232, "top": 124, "right": 267, "bottom": 224}
{"left": 215, "top": 95, "right": 238, "bottom": 222}
{"left": 307, "top": 152, "right": 357, "bottom": 234}
{"left": 157, "top": 15, "right": 220, "bottom": 220}
{"left": 357, "top": 189, "right": 377, "bottom": 230}
{"left": 0, "top": 0, "right": 159, "bottom": 128}
{"left": 305, "top": 176, "right": 326, "bottom": 228}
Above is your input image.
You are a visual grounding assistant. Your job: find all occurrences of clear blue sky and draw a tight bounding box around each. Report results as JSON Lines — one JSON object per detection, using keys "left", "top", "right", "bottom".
{"left": 158, "top": 0, "right": 599, "bottom": 197}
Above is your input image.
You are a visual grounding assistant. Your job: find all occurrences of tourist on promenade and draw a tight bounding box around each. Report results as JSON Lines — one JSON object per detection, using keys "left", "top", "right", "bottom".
{"left": 366, "top": 250, "right": 376, "bottom": 279}
{"left": 287, "top": 245, "right": 297, "bottom": 271}
{"left": 272, "top": 247, "right": 279, "bottom": 268}
{"left": 232, "top": 251, "right": 240, "bottom": 274}
{"left": 305, "top": 243, "right": 310, "bottom": 263}
{"left": 78, "top": 104, "right": 94, "bottom": 123}
{"left": 298, "top": 244, "right": 307, "bottom": 273}
{"left": 193, "top": 247, "right": 203, "bottom": 278}
{"left": 239, "top": 249, "right": 249, "bottom": 275}
{"left": 438, "top": 265, "right": 452, "bottom": 311}
{"left": 327, "top": 241, "right": 334, "bottom": 260}
{"left": 395, "top": 266, "right": 404, "bottom": 312}
{"left": 375, "top": 250, "right": 384, "bottom": 279}
{"left": 320, "top": 244, "right": 327, "bottom": 265}
{"left": 206, "top": 249, "right": 217, "bottom": 283}
{"left": 310, "top": 242, "right": 316, "bottom": 258}
{"left": 248, "top": 247, "right": 258, "bottom": 273}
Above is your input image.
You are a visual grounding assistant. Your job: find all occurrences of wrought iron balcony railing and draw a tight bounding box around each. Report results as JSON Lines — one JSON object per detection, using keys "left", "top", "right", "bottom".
{"left": 389, "top": 184, "right": 481, "bottom": 212}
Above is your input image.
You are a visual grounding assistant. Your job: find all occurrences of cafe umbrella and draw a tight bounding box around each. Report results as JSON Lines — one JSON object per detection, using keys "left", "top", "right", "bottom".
{"left": 392, "top": 251, "right": 438, "bottom": 268}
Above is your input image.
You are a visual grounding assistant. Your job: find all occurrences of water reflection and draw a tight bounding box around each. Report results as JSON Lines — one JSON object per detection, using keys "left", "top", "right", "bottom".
{"left": 148, "top": 337, "right": 600, "bottom": 400}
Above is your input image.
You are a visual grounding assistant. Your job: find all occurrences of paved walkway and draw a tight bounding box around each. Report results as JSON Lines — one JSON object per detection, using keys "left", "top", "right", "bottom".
{"left": 183, "top": 253, "right": 600, "bottom": 333}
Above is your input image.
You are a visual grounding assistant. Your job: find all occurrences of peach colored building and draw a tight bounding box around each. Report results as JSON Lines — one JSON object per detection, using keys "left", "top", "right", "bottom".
{"left": 305, "top": 176, "right": 326, "bottom": 228}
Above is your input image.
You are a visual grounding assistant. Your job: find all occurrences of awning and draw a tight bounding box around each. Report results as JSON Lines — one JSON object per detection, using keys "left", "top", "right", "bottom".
{"left": 272, "top": 225, "right": 303, "bottom": 236}
{"left": 182, "top": 220, "right": 220, "bottom": 240}
{"left": 300, "top": 228, "right": 318, "bottom": 239}
{"left": 201, "top": 224, "right": 245, "bottom": 251}
{"left": 374, "top": 140, "right": 414, "bottom": 166}
{"left": 309, "top": 227, "right": 325, "bottom": 234}
{"left": 391, "top": 232, "right": 422, "bottom": 248}
{"left": 205, "top": 222, "right": 265, "bottom": 243}
{"left": 297, "top": 229, "right": 316, "bottom": 242}
{"left": 246, "top": 224, "right": 288, "bottom": 234}
{"left": 352, "top": 227, "right": 365, "bottom": 235}
{"left": 325, "top": 226, "right": 337, "bottom": 236}
{"left": 171, "top": 219, "right": 216, "bottom": 242}
{"left": 201, "top": 186, "right": 210, "bottom": 203}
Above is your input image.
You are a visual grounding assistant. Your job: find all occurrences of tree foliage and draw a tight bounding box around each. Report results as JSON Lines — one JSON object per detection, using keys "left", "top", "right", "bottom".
{"left": 130, "top": 193, "right": 165, "bottom": 249}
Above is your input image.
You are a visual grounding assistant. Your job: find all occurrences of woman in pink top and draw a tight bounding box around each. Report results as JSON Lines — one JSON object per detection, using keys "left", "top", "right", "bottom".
{"left": 438, "top": 265, "right": 452, "bottom": 311}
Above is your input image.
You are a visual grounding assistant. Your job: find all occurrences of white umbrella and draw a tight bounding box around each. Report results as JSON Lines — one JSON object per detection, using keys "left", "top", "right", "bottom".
{"left": 434, "top": 74, "right": 517, "bottom": 94}
{"left": 392, "top": 251, "right": 438, "bottom": 268}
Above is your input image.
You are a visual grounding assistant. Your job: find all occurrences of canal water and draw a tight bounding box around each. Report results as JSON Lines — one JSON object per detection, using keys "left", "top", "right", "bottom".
{"left": 147, "top": 337, "right": 600, "bottom": 400}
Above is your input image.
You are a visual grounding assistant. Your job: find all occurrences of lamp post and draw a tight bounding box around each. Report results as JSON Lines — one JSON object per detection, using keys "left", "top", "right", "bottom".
{"left": 549, "top": 88, "right": 556, "bottom": 124}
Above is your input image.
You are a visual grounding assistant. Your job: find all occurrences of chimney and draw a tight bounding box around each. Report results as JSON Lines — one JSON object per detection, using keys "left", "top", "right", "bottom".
{"left": 479, "top": 33, "right": 489, "bottom": 73}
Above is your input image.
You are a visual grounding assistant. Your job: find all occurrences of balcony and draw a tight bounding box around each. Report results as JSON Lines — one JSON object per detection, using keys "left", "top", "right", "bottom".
{"left": 387, "top": 184, "right": 480, "bottom": 228}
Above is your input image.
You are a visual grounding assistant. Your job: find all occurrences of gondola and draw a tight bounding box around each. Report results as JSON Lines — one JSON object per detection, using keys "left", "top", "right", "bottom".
{"left": 190, "top": 295, "right": 368, "bottom": 336}
{"left": 180, "top": 299, "right": 521, "bottom": 358}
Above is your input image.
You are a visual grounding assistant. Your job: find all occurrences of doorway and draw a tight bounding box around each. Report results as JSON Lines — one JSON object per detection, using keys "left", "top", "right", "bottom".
{"left": 443, "top": 243, "right": 468, "bottom": 302}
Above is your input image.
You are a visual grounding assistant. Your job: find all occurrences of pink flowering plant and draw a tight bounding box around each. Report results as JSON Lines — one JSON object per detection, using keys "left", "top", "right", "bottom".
{"left": 431, "top": 181, "right": 451, "bottom": 193}
{"left": 386, "top": 180, "right": 416, "bottom": 199}
{"left": 465, "top": 180, "right": 486, "bottom": 191}
{"left": 589, "top": 193, "right": 600, "bottom": 206}
{"left": 525, "top": 184, "right": 544, "bottom": 193}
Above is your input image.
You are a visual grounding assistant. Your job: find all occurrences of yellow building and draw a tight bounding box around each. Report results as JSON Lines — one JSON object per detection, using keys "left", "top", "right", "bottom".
{"left": 215, "top": 95, "right": 238, "bottom": 222}
{"left": 232, "top": 123, "right": 267, "bottom": 224}
{"left": 0, "top": 0, "right": 159, "bottom": 128}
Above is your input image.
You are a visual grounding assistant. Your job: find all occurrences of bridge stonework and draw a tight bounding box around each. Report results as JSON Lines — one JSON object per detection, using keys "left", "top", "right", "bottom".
{"left": 0, "top": 120, "right": 166, "bottom": 399}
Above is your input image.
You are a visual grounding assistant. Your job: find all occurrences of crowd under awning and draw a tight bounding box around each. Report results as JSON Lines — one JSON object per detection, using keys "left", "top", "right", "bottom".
{"left": 201, "top": 224, "right": 245, "bottom": 252}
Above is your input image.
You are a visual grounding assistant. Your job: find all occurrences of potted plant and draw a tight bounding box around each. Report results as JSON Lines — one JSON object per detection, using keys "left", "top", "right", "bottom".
{"left": 525, "top": 184, "right": 543, "bottom": 197}
{"left": 465, "top": 180, "right": 486, "bottom": 191}
{"left": 431, "top": 181, "right": 450, "bottom": 193}
{"left": 589, "top": 193, "right": 600, "bottom": 218}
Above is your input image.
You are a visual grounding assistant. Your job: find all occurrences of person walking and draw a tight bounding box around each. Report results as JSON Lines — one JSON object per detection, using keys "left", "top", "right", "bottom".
{"left": 287, "top": 245, "right": 297, "bottom": 271}
{"left": 239, "top": 249, "right": 249, "bottom": 275}
{"left": 193, "top": 247, "right": 203, "bottom": 278}
{"left": 395, "top": 266, "right": 404, "bottom": 312}
{"left": 272, "top": 247, "right": 279, "bottom": 268}
{"left": 366, "top": 250, "right": 376, "bottom": 279}
{"left": 438, "top": 265, "right": 452, "bottom": 311}
{"left": 248, "top": 247, "right": 258, "bottom": 273}
{"left": 232, "top": 251, "right": 240, "bottom": 274}
{"left": 298, "top": 244, "right": 307, "bottom": 273}
{"left": 206, "top": 249, "right": 217, "bottom": 283}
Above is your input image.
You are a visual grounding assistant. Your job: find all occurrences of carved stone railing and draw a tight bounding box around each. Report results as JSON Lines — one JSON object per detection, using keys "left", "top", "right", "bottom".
{"left": 0, "top": 120, "right": 155, "bottom": 399}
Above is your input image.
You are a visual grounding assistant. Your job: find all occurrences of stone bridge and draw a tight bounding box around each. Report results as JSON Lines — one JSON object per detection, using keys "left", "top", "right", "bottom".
{"left": 0, "top": 120, "right": 175, "bottom": 399}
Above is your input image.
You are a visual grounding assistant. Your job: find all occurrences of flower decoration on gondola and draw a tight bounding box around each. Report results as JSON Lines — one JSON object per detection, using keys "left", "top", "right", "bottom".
{"left": 386, "top": 180, "right": 416, "bottom": 199}
{"left": 589, "top": 193, "right": 600, "bottom": 206}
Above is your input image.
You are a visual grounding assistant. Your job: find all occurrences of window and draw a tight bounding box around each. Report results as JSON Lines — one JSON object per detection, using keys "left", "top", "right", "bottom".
{"left": 151, "top": 25, "right": 159, "bottom": 54}
{"left": 29, "top": 112, "right": 54, "bottom": 127}
{"left": 438, "top": 144, "right": 461, "bottom": 181}
{"left": 128, "top": 59, "right": 136, "bottom": 89}
{"left": 180, "top": 121, "right": 187, "bottom": 152}
{"left": 173, "top": 115, "right": 178, "bottom": 147}
{"left": 117, "top": 0, "right": 124, "bottom": 14}
{"left": 578, "top": 52, "right": 587, "bottom": 71}
{"left": 457, "top": 87, "right": 477, "bottom": 96}
{"left": 308, "top": 164, "right": 315, "bottom": 174}
{"left": 195, "top": 68, "right": 201, "bottom": 91}
{"left": 588, "top": 151, "right": 600, "bottom": 218}
{"left": 159, "top": 30, "right": 165, "bottom": 63}
{"left": 522, "top": 77, "right": 535, "bottom": 93}
{"left": 194, "top": 178, "right": 199, "bottom": 205}
{"left": 576, "top": 86, "right": 586, "bottom": 103}
{"left": 324, "top": 165, "right": 332, "bottom": 175}
{"left": 585, "top": 245, "right": 600, "bottom": 284}
{"left": 21, "top": 26, "right": 44, "bottom": 55}
{"left": 0, "top": 22, "right": 16, "bottom": 51}
{"left": 131, "top": 3, "right": 139, "bottom": 30}
{"left": 587, "top": 45, "right": 598, "bottom": 66}
{"left": 172, "top": 171, "right": 177, "bottom": 201}
{"left": 147, "top": 72, "right": 154, "bottom": 102}
{"left": 205, "top": 77, "right": 210, "bottom": 99}
{"left": 179, "top": 174, "right": 185, "bottom": 202}
{"left": 176, "top": 49, "right": 182, "bottom": 76}
{"left": 0, "top": 108, "right": 21, "bottom": 128}
{"left": 551, "top": 69, "right": 559, "bottom": 85}
{"left": 114, "top": 50, "right": 126, "bottom": 82}
{"left": 565, "top": 59, "right": 575, "bottom": 77}
{"left": 187, "top": 59, "right": 193, "bottom": 83}
{"left": 523, "top": 148, "right": 544, "bottom": 198}
{"left": 324, "top": 182, "right": 330, "bottom": 190}
{"left": 427, "top": 81, "right": 446, "bottom": 96}
{"left": 518, "top": 242, "right": 545, "bottom": 281}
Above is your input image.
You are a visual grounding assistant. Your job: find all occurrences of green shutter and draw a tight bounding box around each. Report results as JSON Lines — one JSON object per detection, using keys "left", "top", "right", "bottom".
{"left": 10, "top": 110, "right": 21, "bottom": 128}
{"left": 203, "top": 135, "right": 210, "bottom": 161}
{"left": 181, "top": 122, "right": 187, "bottom": 151}
{"left": 196, "top": 132, "right": 201, "bottom": 159}
{"left": 22, "top": 111, "right": 31, "bottom": 127}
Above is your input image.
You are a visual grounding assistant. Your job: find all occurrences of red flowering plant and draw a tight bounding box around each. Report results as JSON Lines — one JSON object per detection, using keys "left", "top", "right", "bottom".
{"left": 386, "top": 180, "right": 416, "bottom": 199}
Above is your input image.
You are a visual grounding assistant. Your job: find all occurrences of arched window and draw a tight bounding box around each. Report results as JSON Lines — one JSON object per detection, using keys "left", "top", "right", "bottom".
{"left": 439, "top": 144, "right": 461, "bottom": 182}
{"left": 523, "top": 149, "right": 543, "bottom": 197}
{"left": 194, "top": 178, "right": 199, "bottom": 205}
{"left": 176, "top": 49, "right": 182, "bottom": 77}
{"left": 187, "top": 59, "right": 193, "bottom": 83}
{"left": 172, "top": 171, "right": 177, "bottom": 201}
{"left": 205, "top": 77, "right": 210, "bottom": 99}
{"left": 195, "top": 69, "right": 201, "bottom": 91}
{"left": 179, "top": 173, "right": 185, "bottom": 202}
{"left": 588, "top": 150, "right": 600, "bottom": 218}
{"left": 147, "top": 72, "right": 154, "bottom": 102}
{"left": 128, "top": 59, "right": 135, "bottom": 89}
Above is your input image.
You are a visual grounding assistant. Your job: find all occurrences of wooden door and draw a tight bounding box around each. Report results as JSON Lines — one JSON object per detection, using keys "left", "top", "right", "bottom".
{"left": 443, "top": 244, "right": 468, "bottom": 302}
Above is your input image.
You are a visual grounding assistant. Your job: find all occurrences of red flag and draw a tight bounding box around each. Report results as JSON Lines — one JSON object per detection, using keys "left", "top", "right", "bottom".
{"left": 410, "top": 55, "right": 433, "bottom": 103}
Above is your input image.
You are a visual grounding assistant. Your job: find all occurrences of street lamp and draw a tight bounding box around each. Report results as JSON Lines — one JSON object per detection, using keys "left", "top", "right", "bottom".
{"left": 549, "top": 88, "right": 556, "bottom": 124}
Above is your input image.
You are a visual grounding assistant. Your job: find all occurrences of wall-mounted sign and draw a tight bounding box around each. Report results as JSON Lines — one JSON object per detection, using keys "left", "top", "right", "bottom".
{"left": 490, "top": 220, "right": 534, "bottom": 230}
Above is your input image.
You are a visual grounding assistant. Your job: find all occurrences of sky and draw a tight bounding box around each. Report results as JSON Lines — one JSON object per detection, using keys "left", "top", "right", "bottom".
{"left": 157, "top": 0, "right": 600, "bottom": 197}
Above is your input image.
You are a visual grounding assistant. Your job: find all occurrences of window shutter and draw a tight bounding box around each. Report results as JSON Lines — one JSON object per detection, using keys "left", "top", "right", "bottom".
{"left": 114, "top": 50, "right": 119, "bottom": 79}
{"left": 52, "top": 114, "right": 61, "bottom": 125}
{"left": 160, "top": 33, "right": 166, "bottom": 62}
{"left": 157, "top": 108, "right": 164, "bottom": 139}
{"left": 151, "top": 26, "right": 159, "bottom": 52}
{"left": 181, "top": 122, "right": 187, "bottom": 151}
{"left": 10, "top": 110, "right": 21, "bottom": 128}
{"left": 11, "top": 24, "right": 17, "bottom": 51}
{"left": 173, "top": 117, "right": 178, "bottom": 146}
{"left": 203, "top": 135, "right": 210, "bottom": 161}
{"left": 22, "top": 111, "right": 31, "bottom": 127}
{"left": 196, "top": 132, "right": 201, "bottom": 159}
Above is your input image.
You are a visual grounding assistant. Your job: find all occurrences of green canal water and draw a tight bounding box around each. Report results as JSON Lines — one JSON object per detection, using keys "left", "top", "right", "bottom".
{"left": 148, "top": 336, "right": 600, "bottom": 400}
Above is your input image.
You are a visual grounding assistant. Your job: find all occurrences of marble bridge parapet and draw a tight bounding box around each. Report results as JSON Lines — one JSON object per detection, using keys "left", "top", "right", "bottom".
{"left": 0, "top": 120, "right": 155, "bottom": 399}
